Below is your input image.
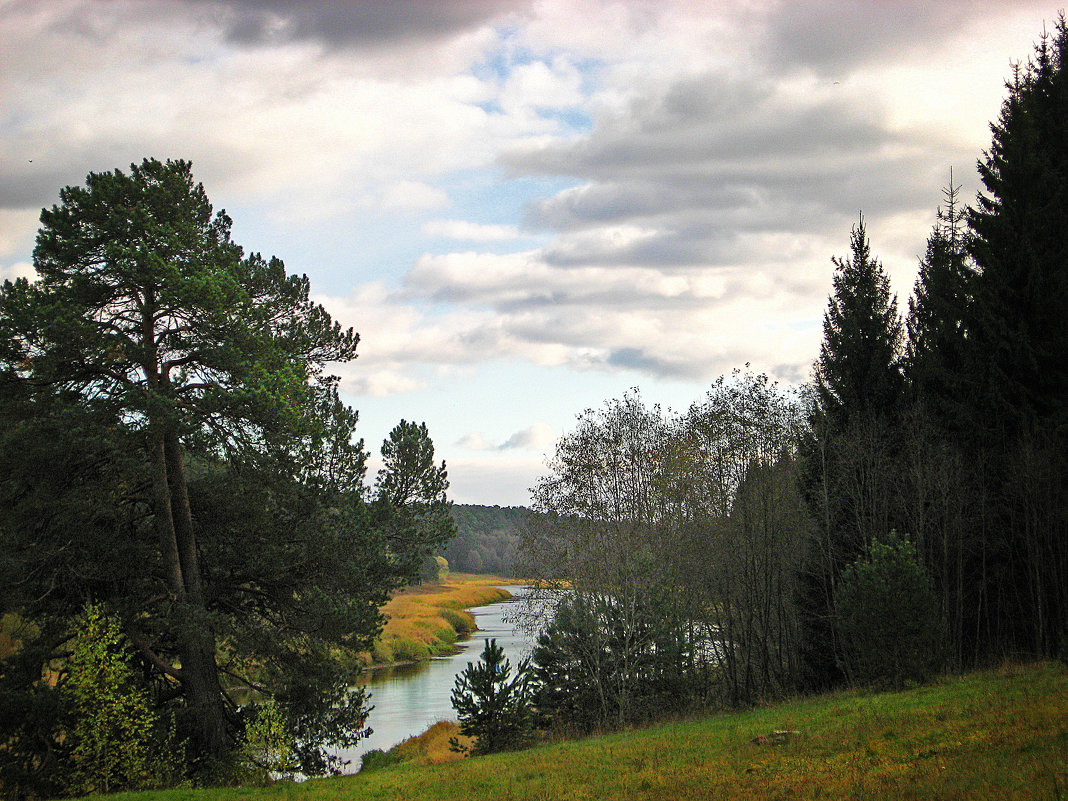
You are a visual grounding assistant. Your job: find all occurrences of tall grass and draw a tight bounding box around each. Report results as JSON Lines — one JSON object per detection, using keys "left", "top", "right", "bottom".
{"left": 360, "top": 575, "right": 514, "bottom": 667}
{"left": 82, "top": 661, "right": 1068, "bottom": 801}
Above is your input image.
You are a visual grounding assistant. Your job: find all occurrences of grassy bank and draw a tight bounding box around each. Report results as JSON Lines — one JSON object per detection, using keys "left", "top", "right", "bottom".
{"left": 82, "top": 661, "right": 1066, "bottom": 801}
{"left": 359, "top": 574, "right": 514, "bottom": 666}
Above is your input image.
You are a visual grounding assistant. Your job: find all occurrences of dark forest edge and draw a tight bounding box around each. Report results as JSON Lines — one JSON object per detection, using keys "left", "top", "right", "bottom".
{"left": 1, "top": 12, "right": 1066, "bottom": 800}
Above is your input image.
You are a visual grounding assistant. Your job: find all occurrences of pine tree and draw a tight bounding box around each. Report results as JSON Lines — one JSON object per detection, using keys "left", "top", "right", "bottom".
{"left": 450, "top": 639, "right": 533, "bottom": 756}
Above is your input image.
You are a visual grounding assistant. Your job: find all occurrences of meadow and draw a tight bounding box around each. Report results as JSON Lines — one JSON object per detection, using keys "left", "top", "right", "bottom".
{"left": 79, "top": 661, "right": 1067, "bottom": 801}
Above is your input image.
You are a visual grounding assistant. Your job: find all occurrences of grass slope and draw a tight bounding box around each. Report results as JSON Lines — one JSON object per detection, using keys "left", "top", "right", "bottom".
{"left": 83, "top": 662, "right": 1066, "bottom": 801}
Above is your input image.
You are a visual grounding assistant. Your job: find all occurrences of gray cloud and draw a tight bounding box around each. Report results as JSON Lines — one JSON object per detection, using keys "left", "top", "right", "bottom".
{"left": 761, "top": 0, "right": 1039, "bottom": 75}
{"left": 496, "top": 59, "right": 986, "bottom": 274}
{"left": 187, "top": 0, "right": 527, "bottom": 49}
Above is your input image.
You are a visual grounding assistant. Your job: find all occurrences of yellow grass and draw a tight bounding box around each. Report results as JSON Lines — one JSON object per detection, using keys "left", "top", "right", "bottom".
{"left": 386, "top": 721, "right": 472, "bottom": 767}
{"left": 360, "top": 574, "right": 515, "bottom": 667}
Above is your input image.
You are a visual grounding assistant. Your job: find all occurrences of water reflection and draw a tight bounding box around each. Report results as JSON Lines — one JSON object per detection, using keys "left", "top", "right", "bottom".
{"left": 334, "top": 585, "right": 536, "bottom": 772}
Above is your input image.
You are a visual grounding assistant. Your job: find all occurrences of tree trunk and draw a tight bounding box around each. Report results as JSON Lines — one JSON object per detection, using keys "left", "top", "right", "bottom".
{"left": 162, "top": 429, "right": 230, "bottom": 765}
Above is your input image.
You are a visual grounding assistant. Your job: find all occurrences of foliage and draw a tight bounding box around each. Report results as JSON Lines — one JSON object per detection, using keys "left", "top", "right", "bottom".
{"left": 239, "top": 699, "right": 297, "bottom": 779}
{"left": 420, "top": 555, "right": 450, "bottom": 585}
{"left": 450, "top": 638, "right": 534, "bottom": 756}
{"left": 0, "top": 159, "right": 453, "bottom": 790}
{"left": 61, "top": 604, "right": 164, "bottom": 795}
{"left": 373, "top": 420, "right": 456, "bottom": 578}
{"left": 904, "top": 173, "right": 973, "bottom": 424}
{"left": 525, "top": 374, "right": 806, "bottom": 715}
{"left": 960, "top": 14, "right": 1068, "bottom": 658}
{"left": 530, "top": 592, "right": 694, "bottom": 734}
{"left": 834, "top": 533, "right": 947, "bottom": 687}
{"left": 814, "top": 215, "right": 903, "bottom": 424}
{"left": 799, "top": 217, "right": 905, "bottom": 690}
{"left": 445, "top": 505, "right": 532, "bottom": 575}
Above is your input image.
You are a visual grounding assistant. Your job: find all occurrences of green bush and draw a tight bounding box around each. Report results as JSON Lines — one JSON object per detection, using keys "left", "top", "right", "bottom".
{"left": 239, "top": 698, "right": 298, "bottom": 779}
{"left": 390, "top": 637, "right": 430, "bottom": 662}
{"left": 62, "top": 604, "right": 160, "bottom": 795}
{"left": 359, "top": 748, "right": 401, "bottom": 773}
{"left": 834, "top": 532, "right": 947, "bottom": 687}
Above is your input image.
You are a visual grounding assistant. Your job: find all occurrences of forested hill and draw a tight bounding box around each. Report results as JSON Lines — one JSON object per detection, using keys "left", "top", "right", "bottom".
{"left": 441, "top": 504, "right": 533, "bottom": 575}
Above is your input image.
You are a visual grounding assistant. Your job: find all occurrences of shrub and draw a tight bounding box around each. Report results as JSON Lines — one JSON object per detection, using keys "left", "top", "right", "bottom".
{"left": 61, "top": 604, "right": 160, "bottom": 795}
{"left": 240, "top": 698, "right": 298, "bottom": 779}
{"left": 834, "top": 532, "right": 947, "bottom": 687}
{"left": 440, "top": 608, "right": 475, "bottom": 635}
{"left": 359, "top": 748, "right": 400, "bottom": 773}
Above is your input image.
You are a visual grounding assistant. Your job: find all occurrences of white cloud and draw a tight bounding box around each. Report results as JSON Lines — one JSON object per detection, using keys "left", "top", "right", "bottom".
{"left": 422, "top": 219, "right": 521, "bottom": 242}
{"left": 380, "top": 181, "right": 450, "bottom": 211}
{"left": 339, "top": 367, "right": 426, "bottom": 398}
{"left": 456, "top": 422, "right": 557, "bottom": 452}
{"left": 457, "top": 431, "right": 495, "bottom": 451}
{"left": 0, "top": 261, "right": 36, "bottom": 283}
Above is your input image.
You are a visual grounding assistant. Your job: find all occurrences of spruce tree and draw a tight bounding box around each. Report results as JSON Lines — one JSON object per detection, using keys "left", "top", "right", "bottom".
{"left": 815, "top": 214, "right": 904, "bottom": 424}
{"left": 905, "top": 173, "right": 973, "bottom": 424}
{"left": 964, "top": 16, "right": 1068, "bottom": 657}
{"left": 967, "top": 16, "right": 1068, "bottom": 438}
{"left": 799, "top": 215, "right": 904, "bottom": 690}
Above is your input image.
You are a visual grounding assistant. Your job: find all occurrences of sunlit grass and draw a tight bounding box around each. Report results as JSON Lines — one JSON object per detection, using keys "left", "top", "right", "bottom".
{"left": 83, "top": 661, "right": 1068, "bottom": 801}
{"left": 360, "top": 575, "right": 515, "bottom": 666}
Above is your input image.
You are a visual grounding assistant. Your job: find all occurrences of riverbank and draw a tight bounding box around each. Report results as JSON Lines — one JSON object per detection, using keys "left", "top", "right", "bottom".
{"left": 358, "top": 574, "right": 515, "bottom": 667}
{"left": 77, "top": 661, "right": 1067, "bottom": 800}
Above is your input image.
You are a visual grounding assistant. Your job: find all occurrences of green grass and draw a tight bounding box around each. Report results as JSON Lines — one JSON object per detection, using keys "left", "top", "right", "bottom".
{"left": 74, "top": 661, "right": 1067, "bottom": 801}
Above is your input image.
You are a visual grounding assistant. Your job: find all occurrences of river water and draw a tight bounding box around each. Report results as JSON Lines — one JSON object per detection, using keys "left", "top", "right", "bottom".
{"left": 334, "top": 584, "right": 537, "bottom": 772}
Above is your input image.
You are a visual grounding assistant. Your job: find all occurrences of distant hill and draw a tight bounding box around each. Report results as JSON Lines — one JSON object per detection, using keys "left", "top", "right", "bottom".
{"left": 441, "top": 504, "right": 533, "bottom": 575}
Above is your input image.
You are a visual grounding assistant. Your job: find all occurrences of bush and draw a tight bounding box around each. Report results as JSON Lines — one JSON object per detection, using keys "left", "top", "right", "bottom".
{"left": 530, "top": 592, "right": 695, "bottom": 734}
{"left": 62, "top": 604, "right": 161, "bottom": 795}
{"left": 834, "top": 532, "right": 947, "bottom": 687}
{"left": 440, "top": 608, "right": 475, "bottom": 635}
{"left": 239, "top": 698, "right": 298, "bottom": 779}
{"left": 359, "top": 748, "right": 401, "bottom": 773}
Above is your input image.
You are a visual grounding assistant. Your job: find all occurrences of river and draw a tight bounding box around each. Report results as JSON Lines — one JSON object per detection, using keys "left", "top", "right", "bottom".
{"left": 333, "top": 584, "right": 537, "bottom": 772}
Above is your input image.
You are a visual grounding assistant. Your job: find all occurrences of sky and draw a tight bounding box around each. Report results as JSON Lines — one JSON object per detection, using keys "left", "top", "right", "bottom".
{"left": 0, "top": 0, "right": 1057, "bottom": 506}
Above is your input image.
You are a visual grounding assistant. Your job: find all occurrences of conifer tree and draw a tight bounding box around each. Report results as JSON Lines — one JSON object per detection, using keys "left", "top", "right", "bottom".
{"left": 799, "top": 215, "right": 904, "bottom": 690}
{"left": 905, "top": 172, "right": 973, "bottom": 423}
{"left": 815, "top": 214, "right": 904, "bottom": 424}
{"left": 964, "top": 16, "right": 1068, "bottom": 657}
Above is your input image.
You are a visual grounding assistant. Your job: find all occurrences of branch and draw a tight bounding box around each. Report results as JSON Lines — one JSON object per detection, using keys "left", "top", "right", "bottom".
{"left": 128, "top": 631, "right": 184, "bottom": 679}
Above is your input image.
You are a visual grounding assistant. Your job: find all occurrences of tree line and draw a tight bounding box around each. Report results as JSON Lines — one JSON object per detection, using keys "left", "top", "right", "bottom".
{"left": 442, "top": 504, "right": 529, "bottom": 575}
{"left": 454, "top": 16, "right": 1068, "bottom": 747}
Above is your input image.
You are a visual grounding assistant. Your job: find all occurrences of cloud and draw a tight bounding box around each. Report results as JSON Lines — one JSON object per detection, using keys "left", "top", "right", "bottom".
{"left": 0, "top": 261, "right": 36, "bottom": 283}
{"left": 422, "top": 219, "right": 521, "bottom": 242}
{"left": 457, "top": 431, "right": 494, "bottom": 451}
{"left": 340, "top": 368, "right": 426, "bottom": 398}
{"left": 381, "top": 181, "right": 450, "bottom": 212}
{"left": 193, "top": 0, "right": 528, "bottom": 50}
{"left": 760, "top": 0, "right": 1038, "bottom": 75}
{"left": 499, "top": 422, "right": 556, "bottom": 451}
